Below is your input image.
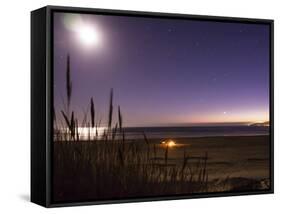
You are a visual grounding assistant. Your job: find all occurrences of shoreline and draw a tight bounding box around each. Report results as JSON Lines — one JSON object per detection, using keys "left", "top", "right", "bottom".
{"left": 54, "top": 134, "right": 270, "bottom": 143}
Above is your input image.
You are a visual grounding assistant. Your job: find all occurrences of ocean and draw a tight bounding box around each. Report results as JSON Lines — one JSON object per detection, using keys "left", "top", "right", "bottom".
{"left": 57, "top": 125, "right": 269, "bottom": 141}
{"left": 120, "top": 126, "right": 269, "bottom": 140}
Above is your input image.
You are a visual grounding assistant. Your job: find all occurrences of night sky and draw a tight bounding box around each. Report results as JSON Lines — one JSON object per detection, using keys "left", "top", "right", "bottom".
{"left": 53, "top": 12, "right": 270, "bottom": 127}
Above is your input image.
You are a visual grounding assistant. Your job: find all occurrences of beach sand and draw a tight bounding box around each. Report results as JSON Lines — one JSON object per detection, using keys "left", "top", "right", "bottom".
{"left": 53, "top": 135, "right": 270, "bottom": 202}
{"left": 147, "top": 135, "right": 270, "bottom": 180}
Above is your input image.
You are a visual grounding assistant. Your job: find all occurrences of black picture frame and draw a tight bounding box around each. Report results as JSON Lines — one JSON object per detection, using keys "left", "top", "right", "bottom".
{"left": 31, "top": 5, "right": 274, "bottom": 207}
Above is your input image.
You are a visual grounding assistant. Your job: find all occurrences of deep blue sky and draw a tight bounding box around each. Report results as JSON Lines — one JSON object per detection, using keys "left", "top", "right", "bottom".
{"left": 53, "top": 12, "right": 270, "bottom": 127}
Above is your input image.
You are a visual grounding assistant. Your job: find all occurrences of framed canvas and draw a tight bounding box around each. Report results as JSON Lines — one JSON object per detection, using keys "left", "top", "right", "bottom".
{"left": 31, "top": 5, "right": 274, "bottom": 207}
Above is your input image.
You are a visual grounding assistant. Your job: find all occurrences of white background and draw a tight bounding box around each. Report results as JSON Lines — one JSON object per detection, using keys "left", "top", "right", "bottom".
{"left": 0, "top": 0, "right": 279, "bottom": 213}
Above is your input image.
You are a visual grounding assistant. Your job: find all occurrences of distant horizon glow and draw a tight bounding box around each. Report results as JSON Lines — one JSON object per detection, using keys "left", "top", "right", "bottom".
{"left": 53, "top": 12, "right": 270, "bottom": 127}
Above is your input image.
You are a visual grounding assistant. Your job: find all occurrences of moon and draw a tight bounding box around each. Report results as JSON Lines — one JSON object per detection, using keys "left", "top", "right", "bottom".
{"left": 77, "top": 24, "right": 100, "bottom": 46}
{"left": 62, "top": 14, "right": 101, "bottom": 47}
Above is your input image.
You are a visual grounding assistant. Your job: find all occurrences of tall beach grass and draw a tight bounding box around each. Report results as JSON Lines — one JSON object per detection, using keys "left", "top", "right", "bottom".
{"left": 52, "top": 53, "right": 218, "bottom": 202}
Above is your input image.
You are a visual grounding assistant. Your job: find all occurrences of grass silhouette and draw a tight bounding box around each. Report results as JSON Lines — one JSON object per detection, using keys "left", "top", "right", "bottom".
{"left": 52, "top": 53, "right": 266, "bottom": 202}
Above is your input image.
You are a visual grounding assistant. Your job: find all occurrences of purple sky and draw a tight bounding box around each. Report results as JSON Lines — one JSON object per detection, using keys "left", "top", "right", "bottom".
{"left": 53, "top": 12, "right": 270, "bottom": 127}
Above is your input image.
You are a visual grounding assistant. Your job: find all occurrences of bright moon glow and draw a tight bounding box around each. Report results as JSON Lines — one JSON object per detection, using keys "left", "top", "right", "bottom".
{"left": 77, "top": 24, "right": 100, "bottom": 46}
{"left": 62, "top": 14, "right": 101, "bottom": 47}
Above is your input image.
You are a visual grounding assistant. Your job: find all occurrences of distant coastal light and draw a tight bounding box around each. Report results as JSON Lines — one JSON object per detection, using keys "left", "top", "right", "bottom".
{"left": 247, "top": 121, "right": 270, "bottom": 127}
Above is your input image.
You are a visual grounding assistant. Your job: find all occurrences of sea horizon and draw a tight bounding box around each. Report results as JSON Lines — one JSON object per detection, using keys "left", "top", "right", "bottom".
{"left": 55, "top": 124, "right": 270, "bottom": 140}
